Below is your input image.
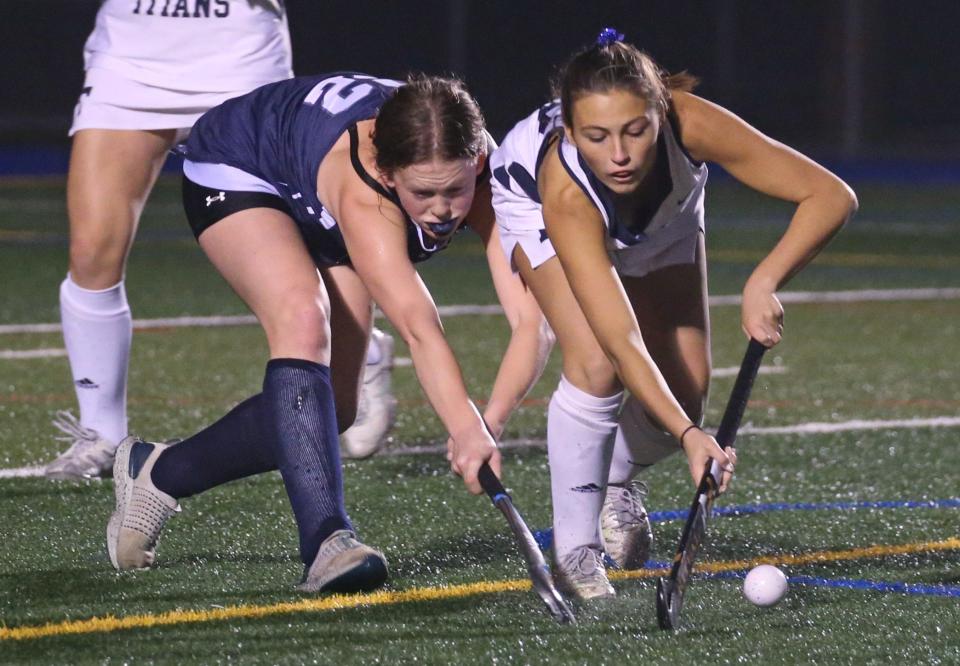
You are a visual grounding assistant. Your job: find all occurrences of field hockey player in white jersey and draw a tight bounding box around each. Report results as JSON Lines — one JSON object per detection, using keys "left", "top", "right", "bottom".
{"left": 490, "top": 29, "right": 857, "bottom": 600}
{"left": 45, "top": 0, "right": 294, "bottom": 480}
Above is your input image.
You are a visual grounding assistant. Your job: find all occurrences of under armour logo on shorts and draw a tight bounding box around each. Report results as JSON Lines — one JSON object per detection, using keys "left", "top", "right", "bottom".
{"left": 205, "top": 192, "right": 226, "bottom": 207}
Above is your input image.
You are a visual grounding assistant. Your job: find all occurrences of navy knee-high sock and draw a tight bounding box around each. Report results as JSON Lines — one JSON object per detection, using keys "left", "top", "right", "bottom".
{"left": 151, "top": 394, "right": 277, "bottom": 498}
{"left": 263, "top": 358, "right": 351, "bottom": 564}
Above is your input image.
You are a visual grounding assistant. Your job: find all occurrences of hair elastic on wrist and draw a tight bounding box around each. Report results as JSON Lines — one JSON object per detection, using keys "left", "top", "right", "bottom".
{"left": 679, "top": 424, "right": 701, "bottom": 447}
{"left": 596, "top": 27, "right": 625, "bottom": 47}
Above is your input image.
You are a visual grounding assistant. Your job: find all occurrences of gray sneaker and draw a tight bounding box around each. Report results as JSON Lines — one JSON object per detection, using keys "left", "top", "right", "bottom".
{"left": 601, "top": 481, "right": 653, "bottom": 570}
{"left": 553, "top": 546, "right": 615, "bottom": 601}
{"left": 45, "top": 410, "right": 116, "bottom": 480}
{"left": 340, "top": 328, "right": 397, "bottom": 459}
{"left": 297, "top": 530, "right": 388, "bottom": 594}
{"left": 107, "top": 437, "right": 179, "bottom": 571}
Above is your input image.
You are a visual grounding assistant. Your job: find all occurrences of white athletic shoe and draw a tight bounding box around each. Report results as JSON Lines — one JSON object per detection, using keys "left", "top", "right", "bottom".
{"left": 45, "top": 410, "right": 116, "bottom": 480}
{"left": 107, "top": 437, "right": 180, "bottom": 571}
{"left": 340, "top": 328, "right": 397, "bottom": 459}
{"left": 553, "top": 546, "right": 616, "bottom": 601}
{"left": 297, "top": 529, "right": 389, "bottom": 594}
{"left": 601, "top": 481, "right": 653, "bottom": 570}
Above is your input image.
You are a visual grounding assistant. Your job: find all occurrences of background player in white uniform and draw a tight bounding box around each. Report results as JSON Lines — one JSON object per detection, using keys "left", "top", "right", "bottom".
{"left": 47, "top": 0, "right": 300, "bottom": 479}
{"left": 491, "top": 29, "right": 857, "bottom": 600}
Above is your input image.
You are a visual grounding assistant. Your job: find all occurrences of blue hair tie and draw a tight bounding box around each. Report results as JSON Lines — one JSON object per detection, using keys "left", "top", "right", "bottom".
{"left": 596, "top": 27, "right": 624, "bottom": 47}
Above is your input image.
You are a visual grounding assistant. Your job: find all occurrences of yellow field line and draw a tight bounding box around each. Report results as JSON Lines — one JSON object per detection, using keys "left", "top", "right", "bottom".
{"left": 3, "top": 537, "right": 958, "bottom": 642}
{"left": 611, "top": 536, "right": 960, "bottom": 581}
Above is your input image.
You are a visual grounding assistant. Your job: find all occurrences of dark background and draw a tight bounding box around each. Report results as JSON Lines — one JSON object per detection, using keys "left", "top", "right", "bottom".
{"left": 1, "top": 1, "right": 958, "bottom": 168}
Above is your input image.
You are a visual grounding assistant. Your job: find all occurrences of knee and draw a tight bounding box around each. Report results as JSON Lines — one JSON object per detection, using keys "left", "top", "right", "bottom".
{"left": 68, "top": 227, "right": 130, "bottom": 287}
{"left": 263, "top": 295, "right": 331, "bottom": 358}
{"left": 561, "top": 353, "right": 621, "bottom": 397}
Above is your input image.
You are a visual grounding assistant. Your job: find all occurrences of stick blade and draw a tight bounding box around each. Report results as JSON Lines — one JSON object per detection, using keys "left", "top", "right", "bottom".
{"left": 656, "top": 577, "right": 681, "bottom": 630}
{"left": 531, "top": 564, "right": 577, "bottom": 624}
{"left": 478, "top": 462, "right": 576, "bottom": 624}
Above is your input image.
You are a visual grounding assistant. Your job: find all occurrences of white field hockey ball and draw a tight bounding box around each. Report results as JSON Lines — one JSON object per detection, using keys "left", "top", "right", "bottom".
{"left": 743, "top": 564, "right": 789, "bottom": 607}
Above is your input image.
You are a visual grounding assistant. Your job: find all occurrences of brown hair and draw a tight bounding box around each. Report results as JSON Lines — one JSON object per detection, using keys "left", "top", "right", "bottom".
{"left": 554, "top": 34, "right": 698, "bottom": 127}
{"left": 373, "top": 73, "right": 486, "bottom": 175}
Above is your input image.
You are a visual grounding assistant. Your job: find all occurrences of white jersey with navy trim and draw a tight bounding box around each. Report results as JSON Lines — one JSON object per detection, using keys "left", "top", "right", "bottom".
{"left": 492, "top": 99, "right": 709, "bottom": 277}
{"left": 490, "top": 101, "right": 563, "bottom": 227}
{"left": 83, "top": 0, "right": 292, "bottom": 92}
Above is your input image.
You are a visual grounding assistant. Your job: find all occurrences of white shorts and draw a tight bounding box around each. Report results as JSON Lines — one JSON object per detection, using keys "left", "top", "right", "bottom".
{"left": 69, "top": 68, "right": 253, "bottom": 138}
{"left": 495, "top": 196, "right": 703, "bottom": 279}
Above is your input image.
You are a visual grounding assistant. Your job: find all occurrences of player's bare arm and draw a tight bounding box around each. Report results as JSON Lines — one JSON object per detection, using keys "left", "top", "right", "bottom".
{"left": 540, "top": 155, "right": 732, "bottom": 486}
{"left": 336, "top": 185, "right": 500, "bottom": 494}
{"left": 464, "top": 179, "right": 553, "bottom": 437}
{"left": 674, "top": 91, "right": 858, "bottom": 345}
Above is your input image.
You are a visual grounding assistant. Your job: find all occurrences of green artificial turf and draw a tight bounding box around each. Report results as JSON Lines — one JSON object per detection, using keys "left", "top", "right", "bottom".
{"left": 0, "top": 176, "right": 957, "bottom": 664}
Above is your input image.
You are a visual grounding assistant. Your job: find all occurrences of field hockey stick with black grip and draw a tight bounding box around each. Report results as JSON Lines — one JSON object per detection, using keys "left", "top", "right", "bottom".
{"left": 656, "top": 338, "right": 767, "bottom": 630}
{"left": 478, "top": 462, "right": 576, "bottom": 624}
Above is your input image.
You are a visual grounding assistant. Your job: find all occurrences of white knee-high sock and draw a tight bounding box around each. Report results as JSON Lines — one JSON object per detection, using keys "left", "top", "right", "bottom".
{"left": 547, "top": 376, "right": 623, "bottom": 558}
{"left": 607, "top": 395, "right": 682, "bottom": 485}
{"left": 59, "top": 274, "right": 131, "bottom": 446}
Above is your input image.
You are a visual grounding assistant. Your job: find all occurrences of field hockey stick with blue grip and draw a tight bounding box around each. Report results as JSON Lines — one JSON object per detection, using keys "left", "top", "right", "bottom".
{"left": 478, "top": 462, "right": 576, "bottom": 624}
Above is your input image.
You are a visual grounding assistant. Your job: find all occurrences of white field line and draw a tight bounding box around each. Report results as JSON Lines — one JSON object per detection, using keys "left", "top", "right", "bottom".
{"left": 706, "top": 287, "right": 960, "bottom": 306}
{"left": 1, "top": 288, "right": 959, "bottom": 336}
{"left": 0, "top": 314, "right": 258, "bottom": 335}
{"left": 4, "top": 416, "right": 959, "bottom": 477}
{"left": 390, "top": 357, "right": 787, "bottom": 378}
{"left": 383, "top": 416, "right": 960, "bottom": 457}
{"left": 737, "top": 416, "right": 960, "bottom": 435}
{"left": 712, "top": 365, "right": 787, "bottom": 378}
{"left": 0, "top": 348, "right": 67, "bottom": 360}
{"left": 0, "top": 466, "right": 46, "bottom": 479}
{"left": 0, "top": 345, "right": 789, "bottom": 369}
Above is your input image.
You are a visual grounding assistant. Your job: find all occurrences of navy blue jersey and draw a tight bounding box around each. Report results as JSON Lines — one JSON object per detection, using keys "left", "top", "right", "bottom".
{"left": 181, "top": 73, "right": 463, "bottom": 266}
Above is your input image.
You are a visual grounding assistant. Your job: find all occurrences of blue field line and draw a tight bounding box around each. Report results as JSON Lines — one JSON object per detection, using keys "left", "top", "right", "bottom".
{"left": 703, "top": 570, "right": 960, "bottom": 598}
{"left": 532, "top": 497, "right": 960, "bottom": 551}
{"left": 787, "top": 575, "right": 960, "bottom": 597}
{"left": 657, "top": 497, "right": 960, "bottom": 522}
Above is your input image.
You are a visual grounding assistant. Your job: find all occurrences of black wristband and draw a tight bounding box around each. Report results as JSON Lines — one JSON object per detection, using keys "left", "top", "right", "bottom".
{"left": 679, "top": 424, "right": 701, "bottom": 447}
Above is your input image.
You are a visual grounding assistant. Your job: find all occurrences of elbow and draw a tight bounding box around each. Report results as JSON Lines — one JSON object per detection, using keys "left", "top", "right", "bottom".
{"left": 524, "top": 312, "right": 556, "bottom": 357}
{"left": 829, "top": 178, "right": 859, "bottom": 229}
{"left": 516, "top": 309, "right": 553, "bottom": 341}
{"left": 840, "top": 181, "right": 859, "bottom": 220}
{"left": 400, "top": 322, "right": 437, "bottom": 355}
{"left": 603, "top": 330, "right": 642, "bottom": 377}
{"left": 507, "top": 298, "right": 554, "bottom": 350}
{"left": 540, "top": 318, "right": 557, "bottom": 351}
{"left": 807, "top": 177, "right": 858, "bottom": 243}
{"left": 393, "top": 310, "right": 443, "bottom": 354}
